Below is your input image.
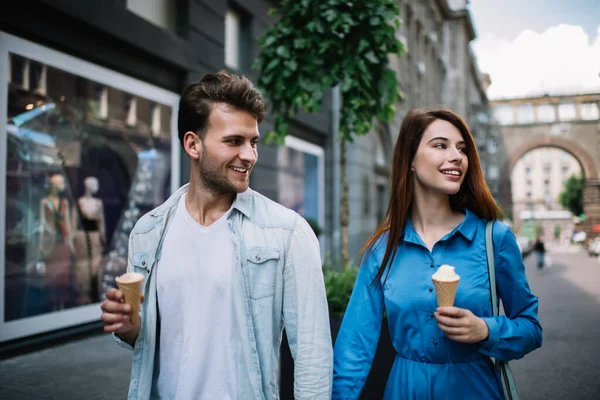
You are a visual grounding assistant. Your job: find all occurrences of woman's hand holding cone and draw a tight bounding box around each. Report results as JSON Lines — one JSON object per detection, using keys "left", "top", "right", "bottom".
{"left": 434, "top": 306, "right": 489, "bottom": 344}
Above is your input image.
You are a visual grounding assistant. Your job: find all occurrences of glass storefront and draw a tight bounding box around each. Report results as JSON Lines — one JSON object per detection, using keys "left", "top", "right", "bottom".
{"left": 0, "top": 33, "right": 180, "bottom": 342}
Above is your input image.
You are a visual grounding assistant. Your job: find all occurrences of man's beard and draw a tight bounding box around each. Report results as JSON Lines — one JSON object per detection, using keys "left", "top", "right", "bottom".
{"left": 197, "top": 149, "right": 246, "bottom": 195}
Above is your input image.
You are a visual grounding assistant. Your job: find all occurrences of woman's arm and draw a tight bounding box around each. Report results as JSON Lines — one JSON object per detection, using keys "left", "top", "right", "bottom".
{"left": 478, "top": 223, "right": 543, "bottom": 361}
{"left": 333, "top": 249, "right": 385, "bottom": 400}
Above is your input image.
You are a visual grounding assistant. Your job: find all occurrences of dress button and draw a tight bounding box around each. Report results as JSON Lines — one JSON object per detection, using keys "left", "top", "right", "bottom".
{"left": 428, "top": 287, "right": 433, "bottom": 292}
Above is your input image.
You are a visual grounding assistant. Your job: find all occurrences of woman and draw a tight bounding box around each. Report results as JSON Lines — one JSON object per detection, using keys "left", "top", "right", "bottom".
{"left": 332, "top": 109, "right": 542, "bottom": 399}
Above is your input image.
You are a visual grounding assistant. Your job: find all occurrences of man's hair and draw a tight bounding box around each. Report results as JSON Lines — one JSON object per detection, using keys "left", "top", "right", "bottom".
{"left": 177, "top": 72, "right": 265, "bottom": 146}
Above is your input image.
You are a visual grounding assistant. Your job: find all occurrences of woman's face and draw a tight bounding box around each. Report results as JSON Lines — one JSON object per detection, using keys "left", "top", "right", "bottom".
{"left": 411, "top": 119, "right": 468, "bottom": 196}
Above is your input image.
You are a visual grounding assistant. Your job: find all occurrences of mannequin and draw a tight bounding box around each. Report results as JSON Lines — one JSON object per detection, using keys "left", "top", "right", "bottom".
{"left": 38, "top": 173, "right": 74, "bottom": 311}
{"left": 72, "top": 176, "right": 106, "bottom": 304}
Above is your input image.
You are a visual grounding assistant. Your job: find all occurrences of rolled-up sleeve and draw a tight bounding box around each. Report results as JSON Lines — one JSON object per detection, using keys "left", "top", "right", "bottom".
{"left": 479, "top": 225, "right": 543, "bottom": 361}
{"left": 333, "top": 249, "right": 385, "bottom": 400}
{"left": 282, "top": 216, "right": 333, "bottom": 399}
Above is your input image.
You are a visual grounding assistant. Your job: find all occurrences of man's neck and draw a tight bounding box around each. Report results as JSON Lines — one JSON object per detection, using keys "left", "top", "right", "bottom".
{"left": 185, "top": 178, "right": 235, "bottom": 227}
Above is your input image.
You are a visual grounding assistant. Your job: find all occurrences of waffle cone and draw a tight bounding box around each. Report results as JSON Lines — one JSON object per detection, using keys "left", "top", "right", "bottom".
{"left": 115, "top": 273, "right": 144, "bottom": 326}
{"left": 432, "top": 278, "right": 460, "bottom": 307}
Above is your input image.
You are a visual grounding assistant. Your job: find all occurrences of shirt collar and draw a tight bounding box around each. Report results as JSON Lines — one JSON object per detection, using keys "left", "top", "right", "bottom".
{"left": 231, "top": 188, "right": 252, "bottom": 219}
{"left": 150, "top": 183, "right": 253, "bottom": 219}
{"left": 403, "top": 208, "right": 478, "bottom": 245}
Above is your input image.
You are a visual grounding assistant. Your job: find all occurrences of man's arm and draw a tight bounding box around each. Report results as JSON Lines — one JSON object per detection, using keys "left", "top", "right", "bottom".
{"left": 282, "top": 216, "right": 333, "bottom": 399}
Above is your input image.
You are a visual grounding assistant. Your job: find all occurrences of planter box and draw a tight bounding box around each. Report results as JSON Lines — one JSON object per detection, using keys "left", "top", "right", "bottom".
{"left": 280, "top": 316, "right": 395, "bottom": 399}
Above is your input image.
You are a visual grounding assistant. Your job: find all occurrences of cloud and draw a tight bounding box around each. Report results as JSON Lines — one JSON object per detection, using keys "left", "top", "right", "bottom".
{"left": 473, "top": 24, "right": 600, "bottom": 99}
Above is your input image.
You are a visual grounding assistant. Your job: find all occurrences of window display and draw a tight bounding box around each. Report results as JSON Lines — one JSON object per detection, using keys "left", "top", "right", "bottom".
{"left": 0, "top": 33, "right": 179, "bottom": 342}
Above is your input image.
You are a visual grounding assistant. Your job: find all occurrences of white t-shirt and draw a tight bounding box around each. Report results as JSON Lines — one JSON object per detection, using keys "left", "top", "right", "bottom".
{"left": 153, "top": 194, "right": 237, "bottom": 399}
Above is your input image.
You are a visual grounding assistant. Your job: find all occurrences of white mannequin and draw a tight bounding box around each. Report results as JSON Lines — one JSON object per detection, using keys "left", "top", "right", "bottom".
{"left": 72, "top": 176, "right": 106, "bottom": 304}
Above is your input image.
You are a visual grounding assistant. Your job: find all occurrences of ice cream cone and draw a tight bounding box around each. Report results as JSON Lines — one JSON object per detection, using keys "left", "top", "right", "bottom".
{"left": 115, "top": 272, "right": 144, "bottom": 326}
{"left": 432, "top": 278, "right": 460, "bottom": 307}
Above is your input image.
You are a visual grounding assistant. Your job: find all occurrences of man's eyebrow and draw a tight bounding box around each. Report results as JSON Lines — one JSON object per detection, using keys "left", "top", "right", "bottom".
{"left": 222, "top": 134, "right": 261, "bottom": 140}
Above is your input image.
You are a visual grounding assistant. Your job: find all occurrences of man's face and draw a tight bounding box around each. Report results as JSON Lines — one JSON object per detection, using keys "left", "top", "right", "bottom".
{"left": 194, "top": 103, "right": 259, "bottom": 195}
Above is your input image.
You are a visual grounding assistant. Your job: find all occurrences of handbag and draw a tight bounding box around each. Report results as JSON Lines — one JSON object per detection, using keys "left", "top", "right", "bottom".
{"left": 485, "top": 220, "right": 520, "bottom": 400}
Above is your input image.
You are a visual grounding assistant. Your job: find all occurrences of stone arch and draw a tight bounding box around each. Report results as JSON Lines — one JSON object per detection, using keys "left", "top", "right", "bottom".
{"left": 502, "top": 136, "right": 599, "bottom": 183}
{"left": 500, "top": 136, "right": 600, "bottom": 237}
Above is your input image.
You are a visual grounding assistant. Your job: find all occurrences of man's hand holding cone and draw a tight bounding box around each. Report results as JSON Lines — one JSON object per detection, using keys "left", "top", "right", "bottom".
{"left": 101, "top": 273, "right": 145, "bottom": 346}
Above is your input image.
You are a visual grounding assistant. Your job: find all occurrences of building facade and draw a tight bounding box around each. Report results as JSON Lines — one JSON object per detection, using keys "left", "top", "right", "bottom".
{"left": 343, "top": 0, "right": 499, "bottom": 261}
{"left": 0, "top": 0, "right": 332, "bottom": 344}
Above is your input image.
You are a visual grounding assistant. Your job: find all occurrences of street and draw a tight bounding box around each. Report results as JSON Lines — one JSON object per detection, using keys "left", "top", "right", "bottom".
{"left": 1, "top": 247, "right": 599, "bottom": 399}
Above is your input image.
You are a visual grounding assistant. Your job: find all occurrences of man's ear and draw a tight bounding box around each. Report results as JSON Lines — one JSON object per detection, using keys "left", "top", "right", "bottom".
{"left": 183, "top": 131, "right": 201, "bottom": 160}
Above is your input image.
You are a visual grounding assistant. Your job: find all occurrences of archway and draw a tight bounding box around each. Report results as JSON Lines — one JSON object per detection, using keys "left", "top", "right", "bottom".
{"left": 500, "top": 136, "right": 600, "bottom": 238}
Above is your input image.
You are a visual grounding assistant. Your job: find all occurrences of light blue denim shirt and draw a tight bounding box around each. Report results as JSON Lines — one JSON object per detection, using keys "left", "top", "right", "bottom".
{"left": 113, "top": 184, "right": 333, "bottom": 399}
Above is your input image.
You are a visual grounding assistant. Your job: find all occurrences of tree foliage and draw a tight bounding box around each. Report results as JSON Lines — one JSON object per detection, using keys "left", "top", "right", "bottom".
{"left": 254, "top": 0, "right": 404, "bottom": 143}
{"left": 559, "top": 174, "right": 584, "bottom": 216}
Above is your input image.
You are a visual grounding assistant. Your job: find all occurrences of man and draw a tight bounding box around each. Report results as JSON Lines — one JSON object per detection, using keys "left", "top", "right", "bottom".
{"left": 100, "top": 72, "right": 332, "bottom": 399}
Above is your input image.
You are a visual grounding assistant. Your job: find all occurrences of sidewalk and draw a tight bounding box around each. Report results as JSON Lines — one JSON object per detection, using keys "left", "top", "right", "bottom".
{"left": 0, "top": 333, "right": 132, "bottom": 399}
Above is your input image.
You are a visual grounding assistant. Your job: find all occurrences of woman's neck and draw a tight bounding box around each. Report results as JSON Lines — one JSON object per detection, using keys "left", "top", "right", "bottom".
{"left": 410, "top": 185, "right": 460, "bottom": 236}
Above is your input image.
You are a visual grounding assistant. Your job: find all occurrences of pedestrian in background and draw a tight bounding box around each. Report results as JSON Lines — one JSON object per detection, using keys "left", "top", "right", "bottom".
{"left": 332, "top": 108, "right": 542, "bottom": 399}
{"left": 534, "top": 235, "right": 546, "bottom": 269}
{"left": 100, "top": 72, "right": 332, "bottom": 399}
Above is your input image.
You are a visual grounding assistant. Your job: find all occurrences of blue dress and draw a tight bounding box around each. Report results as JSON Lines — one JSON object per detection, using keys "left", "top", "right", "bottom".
{"left": 332, "top": 210, "right": 543, "bottom": 399}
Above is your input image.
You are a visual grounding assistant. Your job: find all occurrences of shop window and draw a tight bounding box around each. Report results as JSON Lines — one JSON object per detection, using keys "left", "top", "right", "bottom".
{"left": 1, "top": 33, "right": 179, "bottom": 342}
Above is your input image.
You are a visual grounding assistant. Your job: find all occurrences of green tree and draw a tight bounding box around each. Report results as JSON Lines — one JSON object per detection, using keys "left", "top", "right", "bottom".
{"left": 559, "top": 174, "right": 584, "bottom": 216}
{"left": 255, "top": 0, "right": 404, "bottom": 265}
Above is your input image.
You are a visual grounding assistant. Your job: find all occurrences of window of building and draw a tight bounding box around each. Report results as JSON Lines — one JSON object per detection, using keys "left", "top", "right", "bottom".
{"left": 526, "top": 166, "right": 532, "bottom": 174}
{"left": 526, "top": 179, "right": 532, "bottom": 186}
{"left": 127, "top": 0, "right": 176, "bottom": 32}
{"left": 536, "top": 104, "right": 555, "bottom": 123}
{"left": 562, "top": 166, "right": 569, "bottom": 174}
{"left": 516, "top": 103, "right": 535, "bottom": 124}
{"left": 225, "top": 8, "right": 252, "bottom": 71}
{"left": 487, "top": 137, "right": 498, "bottom": 154}
{"left": 558, "top": 102, "right": 577, "bottom": 121}
{"left": 527, "top": 191, "right": 532, "bottom": 199}
{"left": 488, "top": 165, "right": 499, "bottom": 180}
{"left": 492, "top": 105, "right": 513, "bottom": 125}
{"left": 1, "top": 32, "right": 180, "bottom": 342}
{"left": 277, "top": 136, "right": 324, "bottom": 238}
{"left": 580, "top": 102, "right": 599, "bottom": 120}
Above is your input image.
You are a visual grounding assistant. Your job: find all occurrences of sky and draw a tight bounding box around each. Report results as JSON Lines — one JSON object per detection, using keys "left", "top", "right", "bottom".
{"left": 469, "top": 0, "right": 600, "bottom": 99}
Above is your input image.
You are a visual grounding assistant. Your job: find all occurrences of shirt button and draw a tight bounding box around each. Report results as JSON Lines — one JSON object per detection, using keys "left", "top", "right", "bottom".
{"left": 141, "top": 261, "right": 146, "bottom": 266}
{"left": 255, "top": 255, "right": 261, "bottom": 261}
{"left": 433, "top": 340, "right": 438, "bottom": 346}
{"left": 430, "top": 313, "right": 434, "bottom": 318}
{"left": 428, "top": 287, "right": 433, "bottom": 292}
{"left": 430, "top": 263, "right": 435, "bottom": 268}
